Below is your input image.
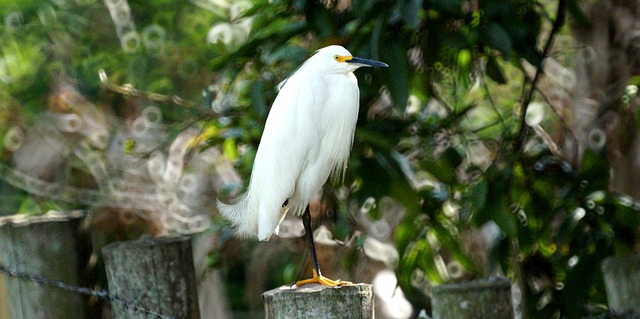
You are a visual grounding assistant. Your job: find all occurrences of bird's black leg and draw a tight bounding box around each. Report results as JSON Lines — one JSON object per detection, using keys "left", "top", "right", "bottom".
{"left": 296, "top": 205, "right": 351, "bottom": 286}
{"left": 302, "top": 205, "right": 322, "bottom": 277}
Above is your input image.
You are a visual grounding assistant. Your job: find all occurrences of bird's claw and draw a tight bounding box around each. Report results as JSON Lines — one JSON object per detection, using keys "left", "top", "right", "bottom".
{"left": 295, "top": 269, "right": 353, "bottom": 287}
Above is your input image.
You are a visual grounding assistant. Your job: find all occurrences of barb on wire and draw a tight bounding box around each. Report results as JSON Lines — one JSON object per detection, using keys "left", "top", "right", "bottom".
{"left": 98, "top": 69, "right": 216, "bottom": 116}
{"left": 0, "top": 262, "right": 178, "bottom": 319}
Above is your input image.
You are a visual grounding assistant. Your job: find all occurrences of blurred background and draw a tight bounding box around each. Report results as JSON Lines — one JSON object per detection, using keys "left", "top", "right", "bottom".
{"left": 1, "top": 0, "right": 640, "bottom": 318}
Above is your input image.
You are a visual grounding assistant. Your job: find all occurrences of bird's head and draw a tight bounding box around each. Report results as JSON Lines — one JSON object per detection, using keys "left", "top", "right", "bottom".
{"left": 276, "top": 45, "right": 388, "bottom": 91}
{"left": 313, "top": 45, "right": 388, "bottom": 74}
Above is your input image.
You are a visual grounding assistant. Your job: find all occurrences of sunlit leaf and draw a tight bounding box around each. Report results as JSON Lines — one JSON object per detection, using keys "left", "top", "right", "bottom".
{"left": 18, "top": 197, "right": 41, "bottom": 215}
{"left": 222, "top": 138, "right": 238, "bottom": 161}
{"left": 457, "top": 49, "right": 471, "bottom": 68}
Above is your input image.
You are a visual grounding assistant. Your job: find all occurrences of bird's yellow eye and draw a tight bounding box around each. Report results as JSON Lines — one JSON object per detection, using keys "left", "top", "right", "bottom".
{"left": 333, "top": 55, "right": 352, "bottom": 63}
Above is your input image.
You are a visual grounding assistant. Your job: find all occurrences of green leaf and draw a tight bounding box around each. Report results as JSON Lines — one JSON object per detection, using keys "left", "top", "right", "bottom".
{"left": 18, "top": 197, "right": 41, "bottom": 215}
{"left": 421, "top": 148, "right": 463, "bottom": 185}
{"left": 457, "top": 49, "right": 471, "bottom": 68}
{"left": 480, "top": 169, "right": 517, "bottom": 237}
{"left": 209, "top": 21, "right": 306, "bottom": 71}
{"left": 380, "top": 40, "right": 410, "bottom": 110}
{"left": 249, "top": 81, "right": 267, "bottom": 118}
{"left": 520, "top": 46, "right": 544, "bottom": 70}
{"left": 485, "top": 22, "right": 513, "bottom": 59}
{"left": 431, "top": 221, "right": 478, "bottom": 273}
{"left": 628, "top": 75, "right": 640, "bottom": 87}
{"left": 467, "top": 180, "right": 488, "bottom": 213}
{"left": 304, "top": 1, "right": 334, "bottom": 38}
{"left": 485, "top": 56, "right": 507, "bottom": 84}
{"left": 581, "top": 150, "right": 609, "bottom": 191}
{"left": 484, "top": 192, "right": 517, "bottom": 237}
{"left": 400, "top": 0, "right": 423, "bottom": 30}
{"left": 358, "top": 150, "right": 419, "bottom": 207}
{"left": 562, "top": 240, "right": 610, "bottom": 318}
{"left": 430, "top": 0, "right": 462, "bottom": 14}
{"left": 206, "top": 251, "right": 222, "bottom": 268}
{"left": 222, "top": 138, "right": 238, "bottom": 161}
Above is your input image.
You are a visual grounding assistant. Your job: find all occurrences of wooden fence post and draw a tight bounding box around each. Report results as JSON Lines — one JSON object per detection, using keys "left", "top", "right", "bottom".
{"left": 431, "top": 277, "right": 514, "bottom": 319}
{"left": 102, "top": 236, "right": 200, "bottom": 319}
{"left": 0, "top": 273, "right": 8, "bottom": 319}
{"left": 0, "top": 211, "right": 91, "bottom": 319}
{"left": 601, "top": 254, "right": 640, "bottom": 313}
{"left": 262, "top": 283, "right": 374, "bottom": 319}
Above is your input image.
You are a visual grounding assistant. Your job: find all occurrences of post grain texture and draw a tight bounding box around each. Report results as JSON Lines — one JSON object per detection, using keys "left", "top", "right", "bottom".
{"left": 103, "top": 236, "right": 200, "bottom": 319}
{"left": 0, "top": 212, "right": 90, "bottom": 319}
{"left": 431, "top": 277, "right": 514, "bottom": 319}
{"left": 262, "top": 283, "right": 373, "bottom": 319}
{"left": 601, "top": 254, "right": 640, "bottom": 313}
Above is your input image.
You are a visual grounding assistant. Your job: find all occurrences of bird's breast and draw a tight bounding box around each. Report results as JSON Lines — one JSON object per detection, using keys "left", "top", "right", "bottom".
{"left": 318, "top": 73, "right": 360, "bottom": 163}
{"left": 321, "top": 74, "right": 359, "bottom": 121}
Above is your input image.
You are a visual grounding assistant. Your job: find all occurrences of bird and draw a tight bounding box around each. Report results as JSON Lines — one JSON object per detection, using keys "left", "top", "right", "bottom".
{"left": 217, "top": 45, "right": 388, "bottom": 286}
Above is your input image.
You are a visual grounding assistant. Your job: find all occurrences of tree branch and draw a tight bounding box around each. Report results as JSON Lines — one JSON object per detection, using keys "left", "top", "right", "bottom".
{"left": 514, "top": 0, "right": 566, "bottom": 152}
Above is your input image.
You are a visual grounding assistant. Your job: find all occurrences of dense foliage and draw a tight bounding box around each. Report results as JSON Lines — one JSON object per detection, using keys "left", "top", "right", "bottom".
{"left": 1, "top": 0, "right": 639, "bottom": 318}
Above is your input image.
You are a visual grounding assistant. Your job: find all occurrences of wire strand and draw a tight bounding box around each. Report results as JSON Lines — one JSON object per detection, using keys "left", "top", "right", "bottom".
{"left": 0, "top": 262, "right": 177, "bottom": 319}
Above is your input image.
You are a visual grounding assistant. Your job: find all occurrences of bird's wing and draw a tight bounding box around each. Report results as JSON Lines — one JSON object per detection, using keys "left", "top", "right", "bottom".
{"left": 276, "top": 50, "right": 319, "bottom": 91}
{"left": 320, "top": 73, "right": 359, "bottom": 185}
{"left": 248, "top": 75, "right": 323, "bottom": 239}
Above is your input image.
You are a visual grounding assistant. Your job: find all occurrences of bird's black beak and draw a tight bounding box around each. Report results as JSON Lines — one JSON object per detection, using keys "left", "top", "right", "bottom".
{"left": 346, "top": 56, "right": 388, "bottom": 68}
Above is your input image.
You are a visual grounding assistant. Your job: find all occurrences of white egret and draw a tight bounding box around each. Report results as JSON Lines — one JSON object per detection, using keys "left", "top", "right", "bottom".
{"left": 218, "top": 45, "right": 388, "bottom": 286}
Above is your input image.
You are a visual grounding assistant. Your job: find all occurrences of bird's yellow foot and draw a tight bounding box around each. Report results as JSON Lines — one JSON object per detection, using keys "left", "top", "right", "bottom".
{"left": 296, "top": 269, "right": 353, "bottom": 287}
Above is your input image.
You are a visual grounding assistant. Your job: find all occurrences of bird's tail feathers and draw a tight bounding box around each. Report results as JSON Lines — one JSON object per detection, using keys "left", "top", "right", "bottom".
{"left": 216, "top": 193, "right": 257, "bottom": 239}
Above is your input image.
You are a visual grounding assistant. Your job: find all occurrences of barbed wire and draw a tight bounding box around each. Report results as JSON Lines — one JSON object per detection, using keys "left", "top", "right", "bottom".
{"left": 0, "top": 262, "right": 178, "bottom": 319}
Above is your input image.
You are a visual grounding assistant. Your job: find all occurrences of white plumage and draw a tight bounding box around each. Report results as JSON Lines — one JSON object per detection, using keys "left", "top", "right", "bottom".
{"left": 218, "top": 45, "right": 386, "bottom": 241}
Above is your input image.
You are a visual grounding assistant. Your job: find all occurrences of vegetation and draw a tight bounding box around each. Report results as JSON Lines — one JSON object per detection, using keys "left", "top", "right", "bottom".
{"left": 1, "top": 0, "right": 639, "bottom": 318}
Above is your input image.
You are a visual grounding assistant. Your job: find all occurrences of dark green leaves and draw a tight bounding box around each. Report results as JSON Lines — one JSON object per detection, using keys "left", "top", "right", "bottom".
{"left": 484, "top": 22, "right": 512, "bottom": 58}
{"left": 380, "top": 40, "right": 411, "bottom": 110}
{"left": 485, "top": 56, "right": 507, "bottom": 84}
{"left": 421, "top": 148, "right": 462, "bottom": 185}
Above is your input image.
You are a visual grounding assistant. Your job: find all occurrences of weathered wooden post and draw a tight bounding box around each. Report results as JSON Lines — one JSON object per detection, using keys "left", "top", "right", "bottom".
{"left": 431, "top": 277, "right": 514, "bottom": 319}
{"left": 601, "top": 254, "right": 640, "bottom": 313}
{"left": 262, "top": 283, "right": 374, "bottom": 319}
{"left": 0, "top": 211, "right": 91, "bottom": 319}
{"left": 102, "top": 236, "right": 200, "bottom": 319}
{"left": 0, "top": 273, "right": 8, "bottom": 319}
